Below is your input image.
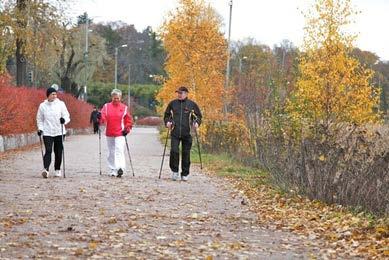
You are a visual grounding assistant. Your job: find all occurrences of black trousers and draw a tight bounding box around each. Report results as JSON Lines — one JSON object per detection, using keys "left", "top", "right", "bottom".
{"left": 43, "top": 135, "right": 64, "bottom": 171}
{"left": 170, "top": 135, "right": 192, "bottom": 176}
{"left": 93, "top": 122, "right": 99, "bottom": 134}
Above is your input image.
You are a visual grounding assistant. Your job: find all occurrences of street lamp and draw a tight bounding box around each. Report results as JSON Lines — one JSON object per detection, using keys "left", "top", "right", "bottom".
{"left": 114, "top": 44, "right": 128, "bottom": 88}
{"left": 224, "top": 0, "right": 233, "bottom": 115}
{"left": 128, "top": 64, "right": 131, "bottom": 107}
{"left": 83, "top": 13, "right": 94, "bottom": 101}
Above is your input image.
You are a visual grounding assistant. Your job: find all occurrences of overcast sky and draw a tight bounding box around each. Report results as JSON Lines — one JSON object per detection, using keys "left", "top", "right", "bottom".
{"left": 69, "top": 0, "right": 389, "bottom": 61}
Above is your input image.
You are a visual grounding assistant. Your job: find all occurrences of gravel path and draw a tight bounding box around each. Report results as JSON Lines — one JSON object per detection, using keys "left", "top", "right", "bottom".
{"left": 0, "top": 127, "right": 316, "bottom": 259}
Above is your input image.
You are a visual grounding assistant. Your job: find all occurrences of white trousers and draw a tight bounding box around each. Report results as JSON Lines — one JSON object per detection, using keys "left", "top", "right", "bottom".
{"left": 106, "top": 136, "right": 126, "bottom": 171}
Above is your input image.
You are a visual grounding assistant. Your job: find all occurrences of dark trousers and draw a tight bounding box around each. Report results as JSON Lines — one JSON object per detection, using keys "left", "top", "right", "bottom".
{"left": 170, "top": 135, "right": 192, "bottom": 176}
{"left": 93, "top": 122, "right": 99, "bottom": 134}
{"left": 43, "top": 135, "right": 64, "bottom": 171}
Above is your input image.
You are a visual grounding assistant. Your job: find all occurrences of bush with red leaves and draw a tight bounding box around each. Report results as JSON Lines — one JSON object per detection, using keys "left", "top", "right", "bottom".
{"left": 0, "top": 74, "right": 93, "bottom": 136}
{"left": 136, "top": 116, "right": 162, "bottom": 126}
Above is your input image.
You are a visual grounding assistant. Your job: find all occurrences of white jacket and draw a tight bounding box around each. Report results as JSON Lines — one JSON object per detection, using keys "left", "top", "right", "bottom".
{"left": 36, "top": 99, "right": 70, "bottom": 137}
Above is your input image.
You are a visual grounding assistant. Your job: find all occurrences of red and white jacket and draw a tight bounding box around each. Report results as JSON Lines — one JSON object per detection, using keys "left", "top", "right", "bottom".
{"left": 100, "top": 102, "right": 133, "bottom": 137}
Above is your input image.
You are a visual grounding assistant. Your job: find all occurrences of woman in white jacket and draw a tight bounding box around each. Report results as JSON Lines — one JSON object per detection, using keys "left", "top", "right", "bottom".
{"left": 36, "top": 87, "right": 70, "bottom": 178}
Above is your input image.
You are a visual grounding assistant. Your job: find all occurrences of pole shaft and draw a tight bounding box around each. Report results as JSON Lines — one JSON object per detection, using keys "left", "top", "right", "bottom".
{"left": 159, "top": 128, "right": 170, "bottom": 179}
{"left": 99, "top": 126, "right": 101, "bottom": 175}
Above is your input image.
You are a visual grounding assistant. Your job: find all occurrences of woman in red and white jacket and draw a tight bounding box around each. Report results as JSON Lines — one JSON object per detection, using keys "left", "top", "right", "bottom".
{"left": 99, "top": 89, "right": 133, "bottom": 177}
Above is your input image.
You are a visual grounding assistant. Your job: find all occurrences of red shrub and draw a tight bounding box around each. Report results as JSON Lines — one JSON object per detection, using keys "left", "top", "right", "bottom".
{"left": 136, "top": 116, "right": 163, "bottom": 126}
{"left": 0, "top": 75, "right": 93, "bottom": 135}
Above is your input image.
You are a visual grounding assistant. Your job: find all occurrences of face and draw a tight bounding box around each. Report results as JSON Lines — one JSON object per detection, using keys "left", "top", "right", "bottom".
{"left": 111, "top": 94, "right": 121, "bottom": 104}
{"left": 177, "top": 91, "right": 188, "bottom": 100}
{"left": 47, "top": 92, "right": 57, "bottom": 102}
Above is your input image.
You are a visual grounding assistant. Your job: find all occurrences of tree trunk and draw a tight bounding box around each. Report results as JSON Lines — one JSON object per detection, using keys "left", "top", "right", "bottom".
{"left": 16, "top": 38, "right": 27, "bottom": 86}
{"left": 16, "top": 0, "right": 27, "bottom": 86}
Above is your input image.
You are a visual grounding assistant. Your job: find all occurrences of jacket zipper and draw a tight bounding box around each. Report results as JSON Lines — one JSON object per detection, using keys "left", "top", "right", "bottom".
{"left": 179, "top": 101, "right": 183, "bottom": 138}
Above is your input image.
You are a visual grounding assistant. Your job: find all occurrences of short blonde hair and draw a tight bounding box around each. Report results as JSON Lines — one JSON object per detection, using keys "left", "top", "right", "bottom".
{"left": 111, "top": 89, "right": 122, "bottom": 96}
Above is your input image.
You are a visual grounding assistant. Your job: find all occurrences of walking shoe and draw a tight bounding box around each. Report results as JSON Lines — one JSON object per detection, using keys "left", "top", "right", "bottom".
{"left": 54, "top": 170, "right": 61, "bottom": 177}
{"left": 181, "top": 175, "right": 189, "bottom": 181}
{"left": 171, "top": 171, "right": 179, "bottom": 181}
{"left": 41, "top": 169, "right": 49, "bottom": 178}
{"left": 117, "top": 168, "right": 123, "bottom": 178}
{"left": 109, "top": 170, "right": 117, "bottom": 177}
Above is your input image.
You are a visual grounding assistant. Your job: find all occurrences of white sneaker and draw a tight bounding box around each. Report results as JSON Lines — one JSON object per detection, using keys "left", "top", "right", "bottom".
{"left": 172, "top": 171, "right": 179, "bottom": 181}
{"left": 54, "top": 170, "right": 61, "bottom": 177}
{"left": 109, "top": 170, "right": 117, "bottom": 177}
{"left": 181, "top": 175, "right": 189, "bottom": 181}
{"left": 42, "top": 169, "right": 49, "bottom": 178}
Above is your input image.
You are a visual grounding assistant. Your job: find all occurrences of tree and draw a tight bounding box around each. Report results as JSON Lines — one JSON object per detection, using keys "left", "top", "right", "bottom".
{"left": 0, "top": 7, "right": 14, "bottom": 73}
{"left": 157, "top": 0, "right": 227, "bottom": 117}
{"left": 0, "top": 0, "right": 64, "bottom": 85}
{"left": 53, "top": 21, "right": 107, "bottom": 96}
{"left": 287, "top": 0, "right": 381, "bottom": 128}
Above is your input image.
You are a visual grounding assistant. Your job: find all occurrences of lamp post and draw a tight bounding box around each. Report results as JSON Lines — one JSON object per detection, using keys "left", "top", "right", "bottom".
{"left": 224, "top": 1, "right": 233, "bottom": 113}
{"left": 83, "top": 14, "right": 94, "bottom": 101}
{"left": 128, "top": 64, "right": 131, "bottom": 107}
{"left": 114, "top": 44, "right": 128, "bottom": 88}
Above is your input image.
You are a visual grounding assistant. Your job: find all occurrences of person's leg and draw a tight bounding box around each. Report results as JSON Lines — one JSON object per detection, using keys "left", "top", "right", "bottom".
{"left": 106, "top": 136, "right": 116, "bottom": 174}
{"left": 43, "top": 136, "right": 54, "bottom": 171}
{"left": 181, "top": 135, "right": 193, "bottom": 177}
{"left": 53, "top": 135, "right": 64, "bottom": 171}
{"left": 115, "top": 136, "right": 126, "bottom": 176}
{"left": 169, "top": 136, "right": 180, "bottom": 175}
{"left": 93, "top": 122, "right": 99, "bottom": 134}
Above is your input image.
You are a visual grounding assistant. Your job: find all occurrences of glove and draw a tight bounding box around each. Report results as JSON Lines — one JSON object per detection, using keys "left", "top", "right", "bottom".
{"left": 37, "top": 130, "right": 43, "bottom": 136}
{"left": 122, "top": 130, "right": 128, "bottom": 136}
{"left": 96, "top": 112, "right": 101, "bottom": 119}
{"left": 60, "top": 117, "right": 65, "bottom": 124}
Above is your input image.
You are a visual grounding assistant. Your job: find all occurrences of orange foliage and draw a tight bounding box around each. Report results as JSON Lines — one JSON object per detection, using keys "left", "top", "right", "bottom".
{"left": 157, "top": 0, "right": 227, "bottom": 117}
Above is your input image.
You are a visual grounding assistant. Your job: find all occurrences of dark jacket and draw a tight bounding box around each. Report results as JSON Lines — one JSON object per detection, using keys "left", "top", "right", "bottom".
{"left": 90, "top": 110, "right": 100, "bottom": 124}
{"left": 164, "top": 98, "right": 202, "bottom": 138}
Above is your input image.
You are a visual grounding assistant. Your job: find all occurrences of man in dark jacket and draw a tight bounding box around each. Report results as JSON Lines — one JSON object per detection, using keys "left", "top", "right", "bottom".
{"left": 90, "top": 107, "right": 100, "bottom": 134}
{"left": 163, "top": 86, "right": 202, "bottom": 181}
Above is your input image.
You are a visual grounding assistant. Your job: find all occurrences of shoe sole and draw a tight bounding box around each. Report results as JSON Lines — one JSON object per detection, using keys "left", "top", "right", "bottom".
{"left": 117, "top": 169, "right": 123, "bottom": 178}
{"left": 42, "top": 171, "right": 48, "bottom": 178}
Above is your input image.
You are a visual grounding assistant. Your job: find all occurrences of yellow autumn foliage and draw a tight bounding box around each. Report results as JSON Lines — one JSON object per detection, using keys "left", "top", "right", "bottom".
{"left": 157, "top": 0, "right": 227, "bottom": 117}
{"left": 287, "top": 0, "right": 381, "bottom": 127}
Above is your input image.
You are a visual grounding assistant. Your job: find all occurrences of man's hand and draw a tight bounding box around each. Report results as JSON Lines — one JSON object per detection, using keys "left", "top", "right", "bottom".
{"left": 166, "top": 121, "right": 173, "bottom": 129}
{"left": 60, "top": 117, "right": 65, "bottom": 124}
{"left": 193, "top": 122, "right": 199, "bottom": 129}
{"left": 122, "top": 130, "right": 128, "bottom": 136}
{"left": 37, "top": 130, "right": 43, "bottom": 136}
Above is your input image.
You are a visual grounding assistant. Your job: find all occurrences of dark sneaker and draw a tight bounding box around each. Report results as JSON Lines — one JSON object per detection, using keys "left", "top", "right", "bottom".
{"left": 117, "top": 168, "right": 123, "bottom": 178}
{"left": 42, "top": 169, "right": 49, "bottom": 178}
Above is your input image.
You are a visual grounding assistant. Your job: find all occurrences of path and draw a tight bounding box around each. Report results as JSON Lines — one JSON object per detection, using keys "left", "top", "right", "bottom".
{"left": 0, "top": 127, "right": 316, "bottom": 259}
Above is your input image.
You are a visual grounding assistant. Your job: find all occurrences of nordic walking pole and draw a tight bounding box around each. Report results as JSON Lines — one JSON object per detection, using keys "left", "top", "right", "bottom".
{"left": 61, "top": 123, "right": 66, "bottom": 178}
{"left": 158, "top": 128, "right": 170, "bottom": 179}
{"left": 38, "top": 134, "right": 45, "bottom": 168}
{"left": 124, "top": 136, "right": 135, "bottom": 176}
{"left": 191, "top": 110, "right": 203, "bottom": 169}
{"left": 98, "top": 125, "right": 102, "bottom": 175}
{"left": 194, "top": 127, "right": 203, "bottom": 169}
